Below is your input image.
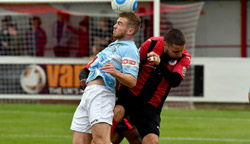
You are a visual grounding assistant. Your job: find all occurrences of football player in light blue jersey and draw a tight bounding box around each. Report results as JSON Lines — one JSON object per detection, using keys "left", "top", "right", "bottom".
{"left": 71, "top": 12, "right": 141, "bottom": 144}
{"left": 87, "top": 40, "right": 139, "bottom": 92}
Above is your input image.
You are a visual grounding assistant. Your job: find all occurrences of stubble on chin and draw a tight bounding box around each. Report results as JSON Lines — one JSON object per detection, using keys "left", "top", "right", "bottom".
{"left": 113, "top": 34, "right": 122, "bottom": 40}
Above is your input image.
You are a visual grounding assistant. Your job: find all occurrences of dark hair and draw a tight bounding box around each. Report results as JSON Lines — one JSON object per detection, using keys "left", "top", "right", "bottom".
{"left": 29, "top": 16, "right": 41, "bottom": 26}
{"left": 79, "top": 19, "right": 88, "bottom": 26}
{"left": 33, "top": 16, "right": 41, "bottom": 25}
{"left": 119, "top": 12, "right": 141, "bottom": 35}
{"left": 164, "top": 28, "right": 186, "bottom": 46}
{"left": 2, "top": 15, "right": 12, "bottom": 24}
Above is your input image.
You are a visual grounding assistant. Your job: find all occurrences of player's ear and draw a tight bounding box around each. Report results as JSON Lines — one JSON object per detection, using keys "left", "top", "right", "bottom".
{"left": 127, "top": 27, "right": 135, "bottom": 35}
{"left": 164, "top": 41, "right": 168, "bottom": 49}
{"left": 163, "top": 41, "right": 169, "bottom": 53}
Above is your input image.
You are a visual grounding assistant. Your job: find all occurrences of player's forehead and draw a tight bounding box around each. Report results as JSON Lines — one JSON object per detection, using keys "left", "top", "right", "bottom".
{"left": 169, "top": 44, "right": 185, "bottom": 51}
{"left": 116, "top": 17, "right": 128, "bottom": 24}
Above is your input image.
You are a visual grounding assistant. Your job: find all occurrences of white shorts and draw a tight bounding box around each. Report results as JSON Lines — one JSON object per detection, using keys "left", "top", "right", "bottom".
{"left": 70, "top": 85, "right": 116, "bottom": 133}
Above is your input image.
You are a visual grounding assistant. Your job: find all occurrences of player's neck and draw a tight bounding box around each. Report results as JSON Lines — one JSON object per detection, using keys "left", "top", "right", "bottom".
{"left": 118, "top": 35, "right": 134, "bottom": 41}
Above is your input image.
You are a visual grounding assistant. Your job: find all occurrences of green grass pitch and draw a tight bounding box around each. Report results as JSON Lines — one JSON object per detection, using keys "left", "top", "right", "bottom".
{"left": 0, "top": 104, "right": 250, "bottom": 144}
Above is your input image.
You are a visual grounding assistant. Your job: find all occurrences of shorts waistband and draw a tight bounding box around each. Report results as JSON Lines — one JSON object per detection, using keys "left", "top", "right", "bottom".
{"left": 84, "top": 84, "right": 110, "bottom": 93}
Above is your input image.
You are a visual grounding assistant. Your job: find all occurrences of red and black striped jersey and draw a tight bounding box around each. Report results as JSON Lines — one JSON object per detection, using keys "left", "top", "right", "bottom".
{"left": 129, "top": 37, "right": 191, "bottom": 111}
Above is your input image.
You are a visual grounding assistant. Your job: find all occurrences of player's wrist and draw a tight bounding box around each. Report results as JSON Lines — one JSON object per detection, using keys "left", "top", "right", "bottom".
{"left": 156, "top": 58, "right": 160, "bottom": 65}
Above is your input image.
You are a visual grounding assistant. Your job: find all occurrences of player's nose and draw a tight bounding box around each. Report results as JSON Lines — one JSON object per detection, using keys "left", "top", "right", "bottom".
{"left": 113, "top": 23, "right": 117, "bottom": 29}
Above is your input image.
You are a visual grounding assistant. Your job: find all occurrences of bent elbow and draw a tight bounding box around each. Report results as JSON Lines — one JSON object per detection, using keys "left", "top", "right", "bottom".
{"left": 128, "top": 78, "right": 137, "bottom": 88}
{"left": 171, "top": 82, "right": 181, "bottom": 88}
{"left": 166, "top": 73, "right": 183, "bottom": 88}
{"left": 128, "top": 81, "right": 136, "bottom": 88}
{"left": 170, "top": 79, "right": 182, "bottom": 88}
{"left": 131, "top": 82, "right": 137, "bottom": 88}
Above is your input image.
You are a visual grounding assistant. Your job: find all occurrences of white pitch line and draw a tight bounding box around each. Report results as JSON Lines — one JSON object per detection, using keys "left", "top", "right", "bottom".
{"left": 0, "top": 110, "right": 73, "bottom": 116}
{"left": 160, "top": 137, "right": 250, "bottom": 143}
{"left": 2, "top": 134, "right": 250, "bottom": 143}
{"left": 161, "top": 116, "right": 250, "bottom": 121}
{"left": 0, "top": 134, "right": 71, "bottom": 138}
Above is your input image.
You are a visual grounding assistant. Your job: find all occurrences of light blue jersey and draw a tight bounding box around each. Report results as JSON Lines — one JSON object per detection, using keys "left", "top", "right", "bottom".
{"left": 86, "top": 40, "right": 140, "bottom": 92}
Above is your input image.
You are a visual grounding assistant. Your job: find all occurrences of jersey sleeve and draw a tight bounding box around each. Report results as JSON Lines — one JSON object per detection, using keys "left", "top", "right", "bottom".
{"left": 139, "top": 39, "right": 151, "bottom": 61}
{"left": 86, "top": 56, "right": 98, "bottom": 69}
{"left": 119, "top": 45, "right": 140, "bottom": 78}
{"left": 173, "top": 55, "right": 191, "bottom": 78}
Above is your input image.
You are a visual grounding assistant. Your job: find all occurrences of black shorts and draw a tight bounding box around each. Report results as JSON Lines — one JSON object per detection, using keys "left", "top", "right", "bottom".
{"left": 115, "top": 115, "right": 135, "bottom": 132}
{"left": 116, "top": 86, "right": 161, "bottom": 138}
{"left": 115, "top": 85, "right": 132, "bottom": 116}
{"left": 130, "top": 104, "right": 161, "bottom": 138}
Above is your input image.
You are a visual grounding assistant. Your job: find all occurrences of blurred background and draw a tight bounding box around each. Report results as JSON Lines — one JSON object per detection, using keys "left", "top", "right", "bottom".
{"left": 0, "top": 0, "right": 249, "bottom": 108}
{"left": 0, "top": 0, "right": 250, "bottom": 144}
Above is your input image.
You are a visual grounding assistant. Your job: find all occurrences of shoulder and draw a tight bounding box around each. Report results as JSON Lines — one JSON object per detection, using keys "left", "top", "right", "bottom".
{"left": 110, "top": 41, "right": 138, "bottom": 54}
{"left": 118, "top": 41, "right": 139, "bottom": 57}
{"left": 117, "top": 41, "right": 137, "bottom": 49}
{"left": 183, "top": 49, "right": 191, "bottom": 60}
{"left": 177, "top": 49, "right": 191, "bottom": 66}
{"left": 143, "top": 37, "right": 164, "bottom": 48}
{"left": 143, "top": 37, "right": 163, "bottom": 43}
{"left": 150, "top": 37, "right": 164, "bottom": 42}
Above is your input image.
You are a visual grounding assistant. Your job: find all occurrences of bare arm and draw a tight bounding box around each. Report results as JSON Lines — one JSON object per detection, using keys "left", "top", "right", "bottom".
{"left": 100, "top": 62, "right": 136, "bottom": 88}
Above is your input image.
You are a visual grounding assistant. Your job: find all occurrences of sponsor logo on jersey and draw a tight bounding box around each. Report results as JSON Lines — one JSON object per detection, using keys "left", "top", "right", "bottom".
{"left": 169, "top": 60, "right": 177, "bottom": 65}
{"left": 122, "top": 59, "right": 136, "bottom": 65}
{"left": 182, "top": 66, "right": 187, "bottom": 76}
